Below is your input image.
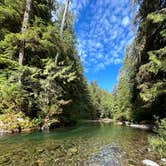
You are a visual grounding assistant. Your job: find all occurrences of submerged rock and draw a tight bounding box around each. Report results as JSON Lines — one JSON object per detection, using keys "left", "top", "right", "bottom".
{"left": 85, "top": 144, "right": 125, "bottom": 166}
{"left": 37, "top": 148, "right": 45, "bottom": 154}
{"left": 142, "top": 159, "right": 159, "bottom": 166}
{"left": 68, "top": 147, "right": 78, "bottom": 156}
{"left": 0, "top": 156, "right": 10, "bottom": 164}
{"left": 161, "top": 158, "right": 166, "bottom": 163}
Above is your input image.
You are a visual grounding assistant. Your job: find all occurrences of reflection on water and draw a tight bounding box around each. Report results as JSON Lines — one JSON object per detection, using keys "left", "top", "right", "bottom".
{"left": 0, "top": 123, "right": 160, "bottom": 166}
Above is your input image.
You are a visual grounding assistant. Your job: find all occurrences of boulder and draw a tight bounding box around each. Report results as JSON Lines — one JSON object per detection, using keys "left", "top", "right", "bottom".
{"left": 142, "top": 159, "right": 159, "bottom": 166}
{"left": 161, "top": 158, "right": 166, "bottom": 163}
{"left": 130, "top": 124, "right": 154, "bottom": 130}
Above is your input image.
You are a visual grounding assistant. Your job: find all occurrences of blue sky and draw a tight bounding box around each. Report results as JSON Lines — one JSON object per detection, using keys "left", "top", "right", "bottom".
{"left": 58, "top": 0, "right": 134, "bottom": 91}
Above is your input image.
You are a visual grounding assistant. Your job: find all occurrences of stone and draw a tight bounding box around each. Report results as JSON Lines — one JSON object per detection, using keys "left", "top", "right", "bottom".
{"left": 161, "top": 158, "right": 166, "bottom": 163}
{"left": 85, "top": 144, "right": 123, "bottom": 166}
{"left": 130, "top": 124, "right": 153, "bottom": 130}
{"left": 37, "top": 148, "right": 45, "bottom": 153}
{"left": 125, "top": 121, "right": 130, "bottom": 126}
{"left": 0, "top": 120, "right": 4, "bottom": 126}
{"left": 37, "top": 159, "right": 44, "bottom": 164}
{"left": 0, "top": 156, "right": 10, "bottom": 164}
{"left": 142, "top": 159, "right": 159, "bottom": 166}
{"left": 116, "top": 122, "right": 123, "bottom": 125}
{"left": 17, "top": 117, "right": 24, "bottom": 122}
{"left": 0, "top": 120, "right": 4, "bottom": 133}
{"left": 147, "top": 148, "right": 152, "bottom": 152}
{"left": 68, "top": 147, "right": 78, "bottom": 155}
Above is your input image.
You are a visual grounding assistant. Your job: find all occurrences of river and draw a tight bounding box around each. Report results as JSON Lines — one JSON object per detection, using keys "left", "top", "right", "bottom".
{"left": 0, "top": 123, "right": 160, "bottom": 166}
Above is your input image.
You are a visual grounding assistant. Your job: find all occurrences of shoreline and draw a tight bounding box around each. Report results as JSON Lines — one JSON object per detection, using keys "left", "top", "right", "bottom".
{"left": 81, "top": 118, "right": 155, "bottom": 131}
{"left": 0, "top": 118, "right": 155, "bottom": 135}
{"left": 81, "top": 118, "right": 114, "bottom": 123}
{"left": 0, "top": 127, "right": 39, "bottom": 135}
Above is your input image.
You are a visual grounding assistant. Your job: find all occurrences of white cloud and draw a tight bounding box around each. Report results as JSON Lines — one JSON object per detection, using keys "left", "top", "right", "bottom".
{"left": 97, "top": 54, "right": 104, "bottom": 59}
{"left": 114, "top": 58, "right": 122, "bottom": 64}
{"left": 72, "top": 0, "right": 133, "bottom": 72}
{"left": 122, "top": 16, "right": 130, "bottom": 26}
{"left": 95, "top": 62, "right": 105, "bottom": 71}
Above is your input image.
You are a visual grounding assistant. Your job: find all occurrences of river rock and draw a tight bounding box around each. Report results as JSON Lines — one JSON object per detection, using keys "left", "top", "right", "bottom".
{"left": 17, "top": 117, "right": 25, "bottom": 122}
{"left": 0, "top": 120, "right": 3, "bottom": 126}
{"left": 0, "top": 156, "right": 10, "bottom": 164}
{"left": 125, "top": 121, "right": 130, "bottom": 126}
{"left": 37, "top": 148, "right": 45, "bottom": 154}
{"left": 161, "top": 158, "right": 166, "bottom": 163}
{"left": 0, "top": 120, "right": 5, "bottom": 134}
{"left": 85, "top": 144, "right": 124, "bottom": 166}
{"left": 142, "top": 159, "right": 159, "bottom": 166}
{"left": 116, "top": 122, "right": 123, "bottom": 125}
{"left": 130, "top": 124, "right": 153, "bottom": 130}
{"left": 68, "top": 147, "right": 78, "bottom": 156}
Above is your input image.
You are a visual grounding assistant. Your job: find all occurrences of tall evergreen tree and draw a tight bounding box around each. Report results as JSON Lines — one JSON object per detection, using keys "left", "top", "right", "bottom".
{"left": 0, "top": 0, "right": 95, "bottom": 131}
{"left": 113, "top": 0, "right": 166, "bottom": 122}
{"left": 89, "top": 81, "right": 113, "bottom": 118}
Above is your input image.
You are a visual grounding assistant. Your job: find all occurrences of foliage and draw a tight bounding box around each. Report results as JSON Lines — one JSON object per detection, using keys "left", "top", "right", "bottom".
{"left": 111, "top": 46, "right": 135, "bottom": 121}
{"left": 0, "top": 0, "right": 95, "bottom": 131}
{"left": 113, "top": 0, "right": 166, "bottom": 122}
{"left": 0, "top": 112, "right": 33, "bottom": 132}
{"left": 89, "top": 81, "right": 113, "bottom": 118}
{"left": 149, "top": 118, "right": 166, "bottom": 157}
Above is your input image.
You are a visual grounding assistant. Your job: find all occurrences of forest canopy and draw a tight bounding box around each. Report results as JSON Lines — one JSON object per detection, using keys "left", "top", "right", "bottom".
{"left": 0, "top": 0, "right": 96, "bottom": 131}
{"left": 111, "top": 0, "right": 166, "bottom": 122}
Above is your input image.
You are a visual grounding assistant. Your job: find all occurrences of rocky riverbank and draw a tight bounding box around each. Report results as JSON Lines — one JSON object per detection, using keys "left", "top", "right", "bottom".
{"left": 0, "top": 117, "right": 155, "bottom": 135}
{"left": 82, "top": 118, "right": 155, "bottom": 131}
{"left": 81, "top": 118, "right": 113, "bottom": 123}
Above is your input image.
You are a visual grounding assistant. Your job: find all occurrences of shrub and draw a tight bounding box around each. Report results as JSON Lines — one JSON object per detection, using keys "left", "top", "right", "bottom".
{"left": 149, "top": 118, "right": 166, "bottom": 157}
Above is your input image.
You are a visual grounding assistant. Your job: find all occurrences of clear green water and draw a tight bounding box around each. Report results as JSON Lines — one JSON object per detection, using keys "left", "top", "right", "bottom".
{"left": 0, "top": 123, "right": 160, "bottom": 166}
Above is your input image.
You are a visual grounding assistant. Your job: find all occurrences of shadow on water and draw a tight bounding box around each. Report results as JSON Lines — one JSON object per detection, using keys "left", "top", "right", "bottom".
{"left": 0, "top": 123, "right": 160, "bottom": 166}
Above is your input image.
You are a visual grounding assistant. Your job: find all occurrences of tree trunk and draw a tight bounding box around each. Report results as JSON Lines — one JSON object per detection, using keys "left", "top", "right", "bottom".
{"left": 19, "top": 0, "right": 32, "bottom": 65}
{"left": 55, "top": 0, "right": 70, "bottom": 64}
{"left": 60, "top": 0, "right": 70, "bottom": 38}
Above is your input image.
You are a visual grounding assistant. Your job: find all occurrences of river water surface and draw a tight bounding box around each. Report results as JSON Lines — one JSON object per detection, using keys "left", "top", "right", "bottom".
{"left": 0, "top": 123, "right": 160, "bottom": 166}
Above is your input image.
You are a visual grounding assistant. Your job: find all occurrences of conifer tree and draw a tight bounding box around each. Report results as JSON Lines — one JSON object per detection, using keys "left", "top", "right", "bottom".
{"left": 113, "top": 0, "right": 166, "bottom": 122}
{"left": 0, "top": 0, "right": 95, "bottom": 131}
